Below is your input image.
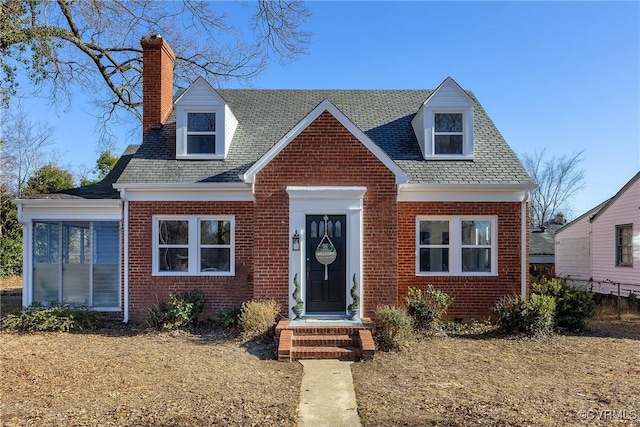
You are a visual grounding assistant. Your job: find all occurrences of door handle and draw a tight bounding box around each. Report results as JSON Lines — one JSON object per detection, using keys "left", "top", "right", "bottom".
{"left": 306, "top": 258, "right": 310, "bottom": 281}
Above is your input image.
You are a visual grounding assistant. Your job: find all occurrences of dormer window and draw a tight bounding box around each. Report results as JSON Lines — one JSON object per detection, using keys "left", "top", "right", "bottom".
{"left": 174, "top": 76, "right": 238, "bottom": 160}
{"left": 434, "top": 113, "right": 464, "bottom": 155}
{"left": 187, "top": 112, "right": 216, "bottom": 154}
{"left": 411, "top": 77, "right": 475, "bottom": 160}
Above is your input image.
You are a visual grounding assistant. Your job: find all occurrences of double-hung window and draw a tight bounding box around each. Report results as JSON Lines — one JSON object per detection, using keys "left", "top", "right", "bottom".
{"left": 417, "top": 216, "right": 496, "bottom": 275}
{"left": 154, "top": 216, "right": 234, "bottom": 276}
{"left": 186, "top": 112, "right": 216, "bottom": 154}
{"left": 434, "top": 113, "right": 464, "bottom": 155}
{"left": 616, "top": 224, "right": 633, "bottom": 267}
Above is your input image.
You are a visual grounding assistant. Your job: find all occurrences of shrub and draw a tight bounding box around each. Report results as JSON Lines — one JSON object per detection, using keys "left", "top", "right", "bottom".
{"left": 239, "top": 299, "right": 281, "bottom": 340}
{"left": 148, "top": 289, "right": 206, "bottom": 330}
{"left": 218, "top": 305, "right": 242, "bottom": 328}
{"left": 373, "top": 305, "right": 413, "bottom": 351}
{"left": 493, "top": 294, "right": 555, "bottom": 336}
{"left": 532, "top": 278, "right": 595, "bottom": 330}
{"left": 406, "top": 285, "right": 452, "bottom": 331}
{"left": 1, "top": 305, "right": 102, "bottom": 332}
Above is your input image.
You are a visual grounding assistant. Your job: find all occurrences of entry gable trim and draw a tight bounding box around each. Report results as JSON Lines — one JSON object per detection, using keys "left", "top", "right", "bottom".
{"left": 242, "top": 99, "right": 409, "bottom": 185}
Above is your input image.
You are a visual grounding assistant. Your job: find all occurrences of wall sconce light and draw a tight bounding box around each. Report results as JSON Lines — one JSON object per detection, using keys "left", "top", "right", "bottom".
{"left": 292, "top": 230, "right": 300, "bottom": 251}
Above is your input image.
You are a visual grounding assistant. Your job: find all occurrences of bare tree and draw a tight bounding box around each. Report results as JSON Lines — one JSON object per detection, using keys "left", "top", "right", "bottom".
{"left": 0, "top": 106, "right": 55, "bottom": 197}
{"left": 521, "top": 149, "right": 585, "bottom": 228}
{"left": 0, "top": 0, "right": 310, "bottom": 130}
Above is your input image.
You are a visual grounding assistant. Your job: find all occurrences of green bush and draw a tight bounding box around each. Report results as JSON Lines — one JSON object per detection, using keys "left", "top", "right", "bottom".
{"left": 532, "top": 278, "right": 595, "bottom": 330}
{"left": 373, "top": 305, "right": 413, "bottom": 351}
{"left": 148, "top": 289, "right": 206, "bottom": 330}
{"left": 493, "top": 294, "right": 555, "bottom": 336}
{"left": 406, "top": 285, "right": 452, "bottom": 331}
{"left": 1, "top": 305, "right": 102, "bottom": 332}
{"left": 218, "top": 305, "right": 242, "bottom": 328}
{"left": 239, "top": 299, "right": 281, "bottom": 340}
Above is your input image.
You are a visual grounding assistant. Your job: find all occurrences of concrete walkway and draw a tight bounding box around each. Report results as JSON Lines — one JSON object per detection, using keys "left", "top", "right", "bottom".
{"left": 297, "top": 360, "right": 362, "bottom": 427}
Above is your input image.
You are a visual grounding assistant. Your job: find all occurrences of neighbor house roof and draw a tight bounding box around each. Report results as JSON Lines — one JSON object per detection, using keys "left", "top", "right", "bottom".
{"left": 588, "top": 171, "right": 640, "bottom": 222}
{"left": 115, "top": 89, "right": 533, "bottom": 186}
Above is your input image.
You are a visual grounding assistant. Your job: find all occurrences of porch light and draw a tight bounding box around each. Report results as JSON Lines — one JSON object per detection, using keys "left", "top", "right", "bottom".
{"left": 292, "top": 230, "right": 300, "bottom": 251}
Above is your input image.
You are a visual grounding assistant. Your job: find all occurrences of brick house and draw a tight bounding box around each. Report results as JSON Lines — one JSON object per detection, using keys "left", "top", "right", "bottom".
{"left": 15, "top": 35, "right": 535, "bottom": 323}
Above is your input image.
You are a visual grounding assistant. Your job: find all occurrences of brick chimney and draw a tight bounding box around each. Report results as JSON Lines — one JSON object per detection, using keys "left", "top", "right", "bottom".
{"left": 141, "top": 34, "right": 175, "bottom": 139}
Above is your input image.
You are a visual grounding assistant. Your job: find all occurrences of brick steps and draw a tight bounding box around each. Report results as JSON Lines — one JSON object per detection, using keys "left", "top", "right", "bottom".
{"left": 276, "top": 319, "right": 375, "bottom": 362}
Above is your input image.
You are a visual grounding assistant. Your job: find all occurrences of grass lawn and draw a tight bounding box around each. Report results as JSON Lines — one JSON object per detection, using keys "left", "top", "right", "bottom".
{"left": 2, "top": 277, "right": 639, "bottom": 426}
{"left": 352, "top": 314, "right": 640, "bottom": 426}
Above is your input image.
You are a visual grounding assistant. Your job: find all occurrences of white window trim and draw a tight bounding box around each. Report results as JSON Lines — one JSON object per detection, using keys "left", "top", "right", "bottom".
{"left": 424, "top": 107, "right": 474, "bottom": 160}
{"left": 416, "top": 215, "right": 497, "bottom": 276}
{"left": 615, "top": 223, "right": 633, "bottom": 267}
{"left": 152, "top": 215, "right": 235, "bottom": 276}
{"left": 176, "top": 108, "right": 225, "bottom": 160}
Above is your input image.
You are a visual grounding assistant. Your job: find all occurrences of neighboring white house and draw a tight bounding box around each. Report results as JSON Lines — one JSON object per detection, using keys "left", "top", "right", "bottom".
{"left": 555, "top": 172, "right": 640, "bottom": 297}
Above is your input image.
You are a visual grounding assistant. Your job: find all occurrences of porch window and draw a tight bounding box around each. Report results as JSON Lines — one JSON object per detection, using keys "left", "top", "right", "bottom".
{"left": 417, "top": 216, "right": 496, "bottom": 275}
{"left": 616, "top": 224, "right": 633, "bottom": 267}
{"left": 153, "top": 215, "right": 234, "bottom": 276}
{"left": 32, "top": 221, "right": 120, "bottom": 309}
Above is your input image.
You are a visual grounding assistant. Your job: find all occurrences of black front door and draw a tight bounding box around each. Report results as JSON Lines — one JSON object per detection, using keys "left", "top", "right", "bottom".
{"left": 305, "top": 215, "right": 346, "bottom": 312}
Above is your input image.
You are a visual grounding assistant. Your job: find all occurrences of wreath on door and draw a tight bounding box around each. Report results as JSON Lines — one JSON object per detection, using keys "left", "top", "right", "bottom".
{"left": 315, "top": 215, "right": 337, "bottom": 280}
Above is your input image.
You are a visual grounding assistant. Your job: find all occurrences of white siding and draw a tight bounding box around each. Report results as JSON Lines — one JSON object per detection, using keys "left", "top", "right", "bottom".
{"left": 410, "top": 105, "right": 426, "bottom": 157}
{"left": 174, "top": 77, "right": 237, "bottom": 159}
{"left": 224, "top": 104, "right": 238, "bottom": 157}
{"left": 426, "top": 84, "right": 473, "bottom": 108}
{"left": 591, "top": 177, "right": 640, "bottom": 293}
{"left": 555, "top": 215, "right": 591, "bottom": 281}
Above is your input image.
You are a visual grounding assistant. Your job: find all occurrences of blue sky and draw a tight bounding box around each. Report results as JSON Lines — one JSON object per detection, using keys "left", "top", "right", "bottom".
{"left": 14, "top": 1, "right": 640, "bottom": 219}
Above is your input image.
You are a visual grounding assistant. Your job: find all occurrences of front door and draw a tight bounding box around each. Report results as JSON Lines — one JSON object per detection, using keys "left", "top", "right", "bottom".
{"left": 305, "top": 215, "right": 346, "bottom": 312}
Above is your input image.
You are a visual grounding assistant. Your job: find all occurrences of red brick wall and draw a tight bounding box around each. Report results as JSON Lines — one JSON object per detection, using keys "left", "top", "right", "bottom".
{"left": 127, "top": 201, "right": 254, "bottom": 320}
{"left": 141, "top": 35, "right": 175, "bottom": 139}
{"left": 254, "top": 111, "right": 398, "bottom": 316}
{"left": 398, "top": 201, "right": 526, "bottom": 320}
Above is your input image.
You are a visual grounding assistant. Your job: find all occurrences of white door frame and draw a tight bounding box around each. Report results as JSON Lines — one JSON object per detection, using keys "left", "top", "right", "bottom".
{"left": 286, "top": 186, "right": 366, "bottom": 317}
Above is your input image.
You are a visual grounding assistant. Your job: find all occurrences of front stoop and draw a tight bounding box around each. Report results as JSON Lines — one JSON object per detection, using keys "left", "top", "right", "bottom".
{"left": 276, "top": 319, "right": 375, "bottom": 362}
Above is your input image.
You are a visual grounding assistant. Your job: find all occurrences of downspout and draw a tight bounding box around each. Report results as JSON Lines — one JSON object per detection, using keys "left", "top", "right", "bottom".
{"left": 121, "top": 189, "right": 130, "bottom": 323}
{"left": 520, "top": 190, "right": 530, "bottom": 298}
{"left": 16, "top": 203, "right": 30, "bottom": 307}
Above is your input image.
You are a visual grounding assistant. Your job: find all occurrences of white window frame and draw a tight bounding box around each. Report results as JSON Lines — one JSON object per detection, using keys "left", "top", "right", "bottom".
{"left": 152, "top": 215, "right": 235, "bottom": 276}
{"left": 433, "top": 113, "right": 464, "bottom": 155}
{"left": 423, "top": 107, "right": 474, "bottom": 160}
{"left": 615, "top": 224, "right": 633, "bottom": 267}
{"left": 416, "top": 216, "right": 497, "bottom": 276}
{"left": 176, "top": 107, "right": 225, "bottom": 160}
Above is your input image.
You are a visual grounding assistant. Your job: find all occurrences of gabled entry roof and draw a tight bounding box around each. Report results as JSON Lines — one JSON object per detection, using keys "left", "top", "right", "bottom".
{"left": 242, "top": 99, "right": 409, "bottom": 185}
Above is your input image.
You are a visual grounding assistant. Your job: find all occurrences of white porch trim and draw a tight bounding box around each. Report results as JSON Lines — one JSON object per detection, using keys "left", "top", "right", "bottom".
{"left": 112, "top": 182, "right": 254, "bottom": 202}
{"left": 286, "top": 186, "right": 366, "bottom": 318}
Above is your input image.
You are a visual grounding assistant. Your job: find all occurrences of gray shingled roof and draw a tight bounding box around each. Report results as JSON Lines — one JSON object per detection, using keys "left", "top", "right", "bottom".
{"left": 113, "top": 89, "right": 532, "bottom": 186}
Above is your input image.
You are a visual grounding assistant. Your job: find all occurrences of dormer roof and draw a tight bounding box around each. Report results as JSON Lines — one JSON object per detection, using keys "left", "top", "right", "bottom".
{"left": 115, "top": 87, "right": 532, "bottom": 187}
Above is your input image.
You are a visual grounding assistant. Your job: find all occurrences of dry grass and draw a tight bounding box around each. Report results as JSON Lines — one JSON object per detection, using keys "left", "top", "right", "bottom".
{"left": 3, "top": 278, "right": 639, "bottom": 426}
{"left": 1, "top": 329, "right": 302, "bottom": 426}
{"left": 0, "top": 277, "right": 302, "bottom": 426}
{"left": 352, "top": 317, "right": 640, "bottom": 426}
